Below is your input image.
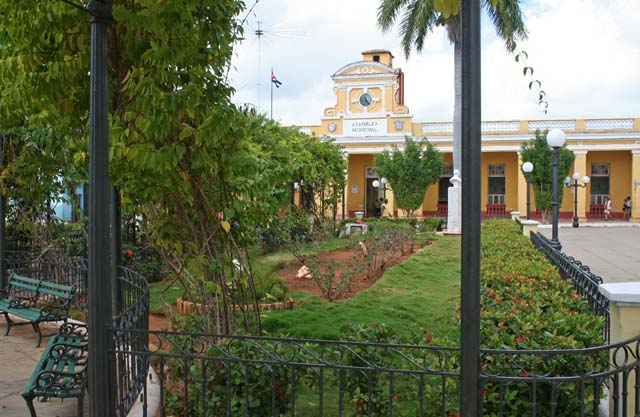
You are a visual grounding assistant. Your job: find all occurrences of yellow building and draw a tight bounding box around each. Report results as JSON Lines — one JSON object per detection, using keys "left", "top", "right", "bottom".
{"left": 298, "top": 50, "right": 640, "bottom": 222}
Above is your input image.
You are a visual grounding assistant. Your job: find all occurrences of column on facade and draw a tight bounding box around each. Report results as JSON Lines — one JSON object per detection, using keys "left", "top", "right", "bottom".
{"left": 573, "top": 151, "right": 588, "bottom": 220}
{"left": 632, "top": 150, "right": 640, "bottom": 221}
{"left": 516, "top": 152, "right": 527, "bottom": 217}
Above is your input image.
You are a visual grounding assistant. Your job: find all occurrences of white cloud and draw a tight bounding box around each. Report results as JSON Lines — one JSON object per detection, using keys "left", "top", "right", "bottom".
{"left": 230, "top": 0, "right": 640, "bottom": 125}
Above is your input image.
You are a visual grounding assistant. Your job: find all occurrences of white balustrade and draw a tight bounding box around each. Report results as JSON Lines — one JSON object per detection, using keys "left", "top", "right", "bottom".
{"left": 528, "top": 120, "right": 576, "bottom": 131}
{"left": 585, "top": 119, "right": 633, "bottom": 130}
{"left": 421, "top": 122, "right": 453, "bottom": 133}
{"left": 481, "top": 121, "right": 520, "bottom": 132}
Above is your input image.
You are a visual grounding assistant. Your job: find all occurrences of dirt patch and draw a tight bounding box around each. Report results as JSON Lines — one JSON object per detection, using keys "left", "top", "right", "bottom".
{"left": 276, "top": 240, "right": 431, "bottom": 301}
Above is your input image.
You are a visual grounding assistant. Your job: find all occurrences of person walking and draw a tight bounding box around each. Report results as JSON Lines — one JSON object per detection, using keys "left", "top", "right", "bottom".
{"left": 603, "top": 196, "right": 612, "bottom": 221}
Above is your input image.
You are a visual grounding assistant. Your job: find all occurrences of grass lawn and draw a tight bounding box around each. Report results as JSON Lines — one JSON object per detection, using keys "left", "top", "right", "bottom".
{"left": 260, "top": 236, "right": 461, "bottom": 341}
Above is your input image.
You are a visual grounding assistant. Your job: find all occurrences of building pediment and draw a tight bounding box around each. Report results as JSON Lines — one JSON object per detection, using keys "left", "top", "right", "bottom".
{"left": 332, "top": 61, "right": 397, "bottom": 80}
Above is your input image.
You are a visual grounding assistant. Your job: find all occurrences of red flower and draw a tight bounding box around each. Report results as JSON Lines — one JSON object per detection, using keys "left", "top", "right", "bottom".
{"left": 516, "top": 336, "right": 528, "bottom": 344}
{"left": 528, "top": 278, "right": 536, "bottom": 283}
{"left": 488, "top": 289, "right": 496, "bottom": 297}
{"left": 519, "top": 370, "right": 530, "bottom": 377}
{"left": 424, "top": 330, "right": 434, "bottom": 343}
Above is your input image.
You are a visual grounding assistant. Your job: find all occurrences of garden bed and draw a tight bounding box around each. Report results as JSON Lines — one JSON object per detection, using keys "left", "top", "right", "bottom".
{"left": 275, "top": 238, "right": 431, "bottom": 301}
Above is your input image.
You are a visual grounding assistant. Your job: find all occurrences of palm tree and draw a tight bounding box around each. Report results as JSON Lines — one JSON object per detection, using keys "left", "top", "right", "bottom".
{"left": 378, "top": 0, "right": 528, "bottom": 174}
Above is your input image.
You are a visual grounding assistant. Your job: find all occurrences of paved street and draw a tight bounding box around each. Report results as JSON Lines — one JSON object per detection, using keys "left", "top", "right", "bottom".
{"left": 540, "top": 223, "right": 640, "bottom": 283}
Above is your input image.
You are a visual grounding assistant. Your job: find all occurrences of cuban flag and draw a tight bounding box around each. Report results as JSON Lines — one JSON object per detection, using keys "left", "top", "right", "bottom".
{"left": 271, "top": 69, "right": 283, "bottom": 88}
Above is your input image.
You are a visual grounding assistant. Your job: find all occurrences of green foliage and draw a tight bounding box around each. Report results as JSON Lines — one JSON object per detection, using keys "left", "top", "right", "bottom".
{"left": 0, "top": 0, "right": 346, "bottom": 335}
{"left": 162, "top": 321, "right": 292, "bottom": 416}
{"left": 520, "top": 131, "right": 575, "bottom": 221}
{"left": 374, "top": 137, "right": 444, "bottom": 217}
{"left": 121, "top": 244, "right": 164, "bottom": 283}
{"left": 479, "top": 220, "right": 606, "bottom": 416}
{"left": 421, "top": 216, "right": 444, "bottom": 232}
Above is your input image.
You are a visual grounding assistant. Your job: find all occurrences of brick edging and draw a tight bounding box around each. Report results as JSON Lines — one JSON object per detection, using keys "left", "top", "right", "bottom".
{"left": 176, "top": 297, "right": 295, "bottom": 315}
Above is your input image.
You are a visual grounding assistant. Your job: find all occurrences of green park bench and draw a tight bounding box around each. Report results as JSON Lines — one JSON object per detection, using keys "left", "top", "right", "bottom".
{"left": 22, "top": 322, "right": 88, "bottom": 417}
{"left": 0, "top": 273, "right": 76, "bottom": 347}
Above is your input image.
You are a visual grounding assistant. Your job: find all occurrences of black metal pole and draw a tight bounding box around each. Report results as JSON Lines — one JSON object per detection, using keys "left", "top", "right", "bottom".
{"left": 572, "top": 181, "right": 579, "bottom": 228}
{"left": 111, "top": 186, "right": 122, "bottom": 313}
{"left": 88, "top": 2, "right": 116, "bottom": 417}
{"left": 460, "top": 0, "right": 482, "bottom": 415}
{"left": 526, "top": 175, "right": 531, "bottom": 220}
{"left": 290, "top": 182, "right": 295, "bottom": 211}
{"left": 550, "top": 147, "right": 562, "bottom": 250}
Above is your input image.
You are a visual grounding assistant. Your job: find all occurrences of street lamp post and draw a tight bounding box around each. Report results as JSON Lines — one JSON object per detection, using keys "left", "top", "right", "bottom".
{"left": 522, "top": 162, "right": 534, "bottom": 220}
{"left": 291, "top": 181, "right": 300, "bottom": 210}
{"left": 372, "top": 177, "right": 389, "bottom": 199}
{"left": 564, "top": 173, "right": 590, "bottom": 228}
{"left": 546, "top": 129, "right": 566, "bottom": 251}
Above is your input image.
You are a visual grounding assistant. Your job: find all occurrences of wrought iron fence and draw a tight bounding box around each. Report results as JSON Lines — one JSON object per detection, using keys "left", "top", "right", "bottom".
{"left": 530, "top": 232, "right": 610, "bottom": 342}
{"left": 111, "top": 328, "right": 639, "bottom": 417}
{"left": 4, "top": 250, "right": 88, "bottom": 309}
{"left": 113, "top": 266, "right": 150, "bottom": 417}
{"left": 480, "top": 335, "right": 639, "bottom": 417}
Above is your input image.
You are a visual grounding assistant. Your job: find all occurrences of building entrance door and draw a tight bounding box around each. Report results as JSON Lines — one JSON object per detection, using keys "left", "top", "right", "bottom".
{"left": 366, "top": 178, "right": 381, "bottom": 217}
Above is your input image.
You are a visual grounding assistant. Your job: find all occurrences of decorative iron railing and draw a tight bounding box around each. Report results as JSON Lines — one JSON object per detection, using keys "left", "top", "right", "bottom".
{"left": 4, "top": 250, "right": 88, "bottom": 309}
{"left": 112, "top": 266, "right": 150, "bottom": 417}
{"left": 530, "top": 232, "right": 610, "bottom": 342}
{"left": 111, "top": 328, "right": 639, "bottom": 417}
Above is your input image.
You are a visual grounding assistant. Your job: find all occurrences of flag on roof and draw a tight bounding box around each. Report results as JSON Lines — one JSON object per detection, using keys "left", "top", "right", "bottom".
{"left": 271, "top": 69, "right": 282, "bottom": 88}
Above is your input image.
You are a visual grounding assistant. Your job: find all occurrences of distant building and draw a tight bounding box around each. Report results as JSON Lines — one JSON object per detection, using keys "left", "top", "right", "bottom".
{"left": 297, "top": 50, "right": 640, "bottom": 221}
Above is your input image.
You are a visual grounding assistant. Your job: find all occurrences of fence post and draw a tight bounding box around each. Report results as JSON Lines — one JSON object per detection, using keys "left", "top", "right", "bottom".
{"left": 520, "top": 220, "right": 539, "bottom": 238}
{"left": 599, "top": 282, "right": 640, "bottom": 417}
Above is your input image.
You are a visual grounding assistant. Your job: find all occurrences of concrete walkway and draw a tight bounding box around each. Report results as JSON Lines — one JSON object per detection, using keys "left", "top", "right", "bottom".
{"left": 0, "top": 319, "right": 87, "bottom": 417}
{"left": 539, "top": 222, "right": 640, "bottom": 283}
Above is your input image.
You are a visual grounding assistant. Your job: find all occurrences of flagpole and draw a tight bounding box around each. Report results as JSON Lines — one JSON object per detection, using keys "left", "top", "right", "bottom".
{"left": 270, "top": 67, "right": 274, "bottom": 120}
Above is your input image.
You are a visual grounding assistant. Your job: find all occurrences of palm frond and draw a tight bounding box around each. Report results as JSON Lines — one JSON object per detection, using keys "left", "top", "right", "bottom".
{"left": 483, "top": 0, "right": 528, "bottom": 52}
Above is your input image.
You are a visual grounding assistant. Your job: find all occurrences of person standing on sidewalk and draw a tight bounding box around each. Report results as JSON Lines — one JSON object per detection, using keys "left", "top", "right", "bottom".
{"left": 604, "top": 196, "right": 612, "bottom": 221}
{"left": 623, "top": 196, "right": 632, "bottom": 220}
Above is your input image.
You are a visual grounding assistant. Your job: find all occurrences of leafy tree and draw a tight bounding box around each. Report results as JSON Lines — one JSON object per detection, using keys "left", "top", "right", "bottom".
{"left": 377, "top": 0, "right": 528, "bottom": 174}
{"left": 374, "top": 137, "right": 444, "bottom": 217}
{"left": 0, "top": 1, "right": 347, "bottom": 335}
{"left": 520, "top": 131, "right": 575, "bottom": 223}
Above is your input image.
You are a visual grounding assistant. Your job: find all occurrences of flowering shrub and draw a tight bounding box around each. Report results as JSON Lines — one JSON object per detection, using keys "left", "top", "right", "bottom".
{"left": 479, "top": 220, "right": 606, "bottom": 416}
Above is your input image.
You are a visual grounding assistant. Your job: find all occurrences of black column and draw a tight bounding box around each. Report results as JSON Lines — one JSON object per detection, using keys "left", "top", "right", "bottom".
{"left": 550, "top": 148, "right": 562, "bottom": 250}
{"left": 526, "top": 176, "right": 531, "bottom": 220}
{"left": 460, "top": 0, "right": 482, "bottom": 416}
{"left": 111, "top": 186, "right": 122, "bottom": 313}
{"left": 88, "top": 3, "right": 115, "bottom": 417}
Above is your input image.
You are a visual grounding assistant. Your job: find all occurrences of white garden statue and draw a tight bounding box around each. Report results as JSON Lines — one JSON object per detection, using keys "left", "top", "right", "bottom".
{"left": 447, "top": 169, "right": 462, "bottom": 234}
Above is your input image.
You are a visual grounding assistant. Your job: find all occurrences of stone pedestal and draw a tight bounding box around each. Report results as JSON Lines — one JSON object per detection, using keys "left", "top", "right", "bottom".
{"left": 599, "top": 282, "right": 640, "bottom": 417}
{"left": 447, "top": 170, "right": 462, "bottom": 234}
{"left": 520, "top": 220, "right": 539, "bottom": 237}
{"left": 510, "top": 211, "right": 520, "bottom": 221}
{"left": 343, "top": 222, "right": 369, "bottom": 236}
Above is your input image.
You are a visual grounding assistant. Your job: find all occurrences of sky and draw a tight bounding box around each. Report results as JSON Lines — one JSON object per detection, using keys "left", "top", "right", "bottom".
{"left": 228, "top": 0, "right": 640, "bottom": 127}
